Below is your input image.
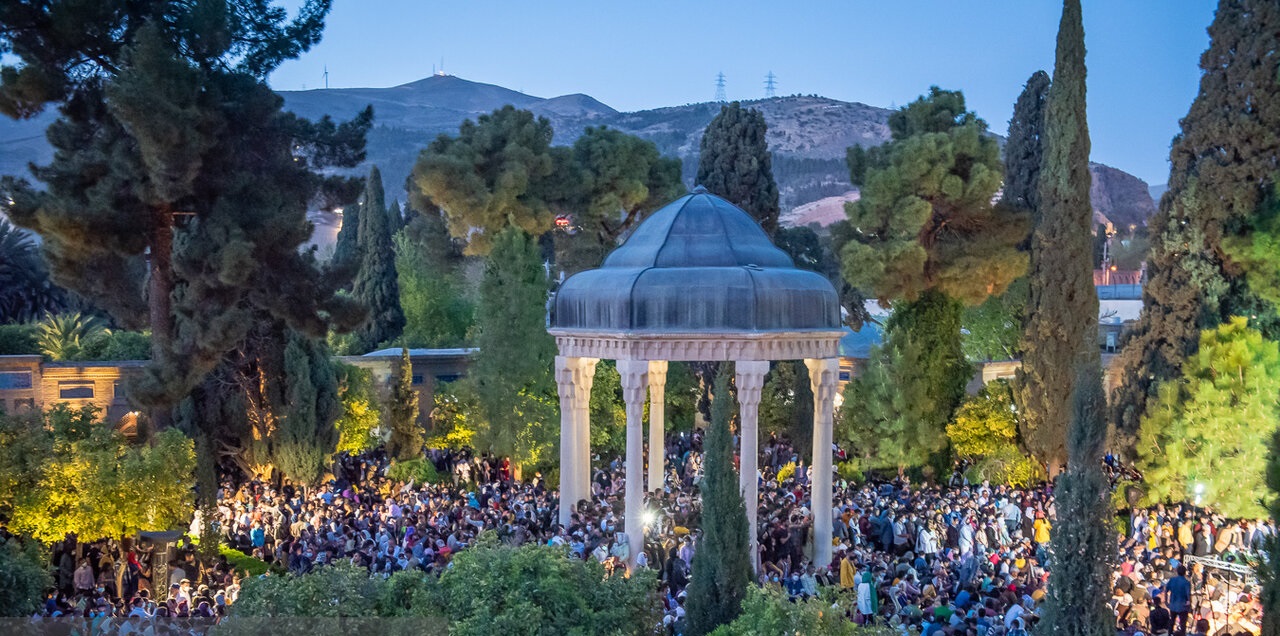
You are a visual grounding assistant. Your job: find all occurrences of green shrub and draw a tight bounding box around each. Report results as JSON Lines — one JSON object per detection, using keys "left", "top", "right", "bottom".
{"left": 709, "top": 586, "right": 894, "bottom": 636}
{"left": 836, "top": 460, "right": 864, "bottom": 486}
{"left": 386, "top": 458, "right": 445, "bottom": 485}
{"left": 221, "top": 545, "right": 282, "bottom": 577}
{"left": 964, "top": 447, "right": 1044, "bottom": 488}
{"left": 0, "top": 323, "right": 38, "bottom": 355}
{"left": 0, "top": 535, "right": 50, "bottom": 617}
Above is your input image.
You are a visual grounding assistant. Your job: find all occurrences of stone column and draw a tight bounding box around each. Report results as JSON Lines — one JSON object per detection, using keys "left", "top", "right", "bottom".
{"left": 573, "top": 358, "right": 598, "bottom": 508}
{"left": 556, "top": 356, "right": 580, "bottom": 527}
{"left": 617, "top": 359, "right": 649, "bottom": 573}
{"left": 647, "top": 360, "right": 668, "bottom": 493}
{"left": 556, "top": 356, "right": 597, "bottom": 527}
{"left": 735, "top": 360, "right": 769, "bottom": 574}
{"left": 805, "top": 357, "right": 838, "bottom": 569}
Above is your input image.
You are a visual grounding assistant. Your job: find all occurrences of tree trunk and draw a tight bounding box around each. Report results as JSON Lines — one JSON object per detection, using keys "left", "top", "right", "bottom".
{"left": 149, "top": 208, "right": 175, "bottom": 429}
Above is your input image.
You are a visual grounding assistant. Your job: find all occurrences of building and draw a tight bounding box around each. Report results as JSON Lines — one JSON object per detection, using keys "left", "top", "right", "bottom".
{"left": 0, "top": 348, "right": 476, "bottom": 426}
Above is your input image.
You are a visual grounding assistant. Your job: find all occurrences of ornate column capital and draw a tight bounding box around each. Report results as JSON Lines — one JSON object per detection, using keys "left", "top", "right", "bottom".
{"left": 617, "top": 359, "right": 649, "bottom": 405}
{"left": 805, "top": 357, "right": 839, "bottom": 404}
{"left": 734, "top": 360, "right": 769, "bottom": 409}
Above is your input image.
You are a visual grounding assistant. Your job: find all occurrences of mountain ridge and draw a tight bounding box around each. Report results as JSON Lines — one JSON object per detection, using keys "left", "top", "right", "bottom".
{"left": 0, "top": 74, "right": 1156, "bottom": 228}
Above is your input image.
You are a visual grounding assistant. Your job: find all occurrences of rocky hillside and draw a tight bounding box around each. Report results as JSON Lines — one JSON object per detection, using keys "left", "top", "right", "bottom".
{"left": 0, "top": 74, "right": 1157, "bottom": 228}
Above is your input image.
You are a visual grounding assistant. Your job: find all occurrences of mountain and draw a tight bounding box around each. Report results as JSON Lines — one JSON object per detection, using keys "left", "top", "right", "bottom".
{"left": 0, "top": 74, "right": 1157, "bottom": 229}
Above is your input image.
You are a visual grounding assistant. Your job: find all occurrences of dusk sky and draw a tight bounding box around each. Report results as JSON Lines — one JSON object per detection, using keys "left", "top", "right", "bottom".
{"left": 269, "top": 1, "right": 1218, "bottom": 186}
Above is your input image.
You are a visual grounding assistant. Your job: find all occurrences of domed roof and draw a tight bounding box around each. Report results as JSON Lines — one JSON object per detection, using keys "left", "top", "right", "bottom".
{"left": 553, "top": 188, "right": 841, "bottom": 333}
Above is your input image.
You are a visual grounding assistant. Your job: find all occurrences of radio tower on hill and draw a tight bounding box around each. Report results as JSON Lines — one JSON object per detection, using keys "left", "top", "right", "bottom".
{"left": 715, "top": 72, "right": 727, "bottom": 102}
{"left": 764, "top": 71, "right": 777, "bottom": 98}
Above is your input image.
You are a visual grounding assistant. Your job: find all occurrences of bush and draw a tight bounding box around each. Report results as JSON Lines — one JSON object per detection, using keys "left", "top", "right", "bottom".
{"left": 77, "top": 330, "right": 151, "bottom": 360}
{"left": 433, "top": 533, "right": 660, "bottom": 636}
{"left": 836, "top": 460, "right": 864, "bottom": 486}
{"left": 0, "top": 323, "right": 38, "bottom": 355}
{"left": 775, "top": 461, "right": 796, "bottom": 484}
{"left": 221, "top": 545, "right": 282, "bottom": 577}
{"left": 964, "top": 447, "right": 1044, "bottom": 488}
{"left": 386, "top": 458, "right": 445, "bottom": 485}
{"left": 0, "top": 534, "right": 50, "bottom": 617}
{"left": 709, "top": 586, "right": 894, "bottom": 636}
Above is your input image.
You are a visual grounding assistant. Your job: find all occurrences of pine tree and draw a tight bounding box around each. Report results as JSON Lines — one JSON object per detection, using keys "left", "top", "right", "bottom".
{"left": 685, "top": 365, "right": 752, "bottom": 636}
{"left": 412, "top": 106, "right": 560, "bottom": 255}
{"left": 555, "top": 126, "right": 684, "bottom": 274}
{"left": 1003, "top": 71, "right": 1051, "bottom": 219}
{"left": 0, "top": 3, "right": 370, "bottom": 423}
{"left": 471, "top": 227, "right": 557, "bottom": 467}
{"left": 1017, "top": 0, "right": 1098, "bottom": 476}
{"left": 386, "top": 347, "right": 421, "bottom": 461}
{"left": 840, "top": 89, "right": 1020, "bottom": 460}
{"left": 1039, "top": 361, "right": 1115, "bottom": 636}
{"left": 351, "top": 166, "right": 405, "bottom": 353}
{"left": 696, "top": 102, "right": 780, "bottom": 236}
{"left": 1111, "top": 0, "right": 1280, "bottom": 447}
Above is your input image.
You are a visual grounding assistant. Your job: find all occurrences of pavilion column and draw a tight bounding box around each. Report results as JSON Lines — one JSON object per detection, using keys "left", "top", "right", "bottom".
{"left": 805, "top": 357, "right": 839, "bottom": 569}
{"left": 735, "top": 360, "right": 769, "bottom": 574}
{"left": 574, "top": 358, "right": 598, "bottom": 511}
{"left": 647, "top": 360, "right": 668, "bottom": 493}
{"left": 556, "top": 356, "right": 597, "bottom": 527}
{"left": 556, "top": 356, "right": 581, "bottom": 526}
{"left": 617, "top": 359, "right": 649, "bottom": 573}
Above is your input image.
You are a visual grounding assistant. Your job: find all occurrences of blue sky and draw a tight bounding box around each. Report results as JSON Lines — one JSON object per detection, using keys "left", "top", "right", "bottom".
{"left": 269, "top": 1, "right": 1217, "bottom": 186}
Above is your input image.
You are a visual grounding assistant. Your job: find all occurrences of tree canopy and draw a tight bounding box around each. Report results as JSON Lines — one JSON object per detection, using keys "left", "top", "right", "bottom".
{"left": 412, "top": 106, "right": 559, "bottom": 256}
{"left": 1136, "top": 317, "right": 1280, "bottom": 518}
{"left": 696, "top": 102, "right": 780, "bottom": 236}
{"left": 1017, "top": 0, "right": 1097, "bottom": 475}
{"left": 841, "top": 87, "right": 1027, "bottom": 307}
{"left": 1111, "top": 0, "right": 1280, "bottom": 447}
{"left": 0, "top": 0, "right": 370, "bottom": 417}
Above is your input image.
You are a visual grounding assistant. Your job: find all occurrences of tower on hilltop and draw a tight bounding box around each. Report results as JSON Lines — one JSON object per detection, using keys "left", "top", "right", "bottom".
{"left": 764, "top": 71, "right": 777, "bottom": 98}
{"left": 715, "top": 72, "right": 727, "bottom": 102}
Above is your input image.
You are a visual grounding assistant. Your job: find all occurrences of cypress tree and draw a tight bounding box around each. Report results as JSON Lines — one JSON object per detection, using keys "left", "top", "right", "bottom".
{"left": 386, "top": 347, "right": 421, "bottom": 461}
{"left": 351, "top": 166, "right": 405, "bottom": 353}
{"left": 696, "top": 102, "right": 780, "bottom": 236}
{"left": 685, "top": 365, "right": 752, "bottom": 636}
{"left": 1039, "top": 362, "right": 1115, "bottom": 635}
{"left": 274, "top": 332, "right": 340, "bottom": 486}
{"left": 333, "top": 200, "right": 360, "bottom": 268}
{"left": 1111, "top": 0, "right": 1280, "bottom": 447}
{"left": 1003, "top": 70, "right": 1051, "bottom": 220}
{"left": 1017, "top": 0, "right": 1098, "bottom": 476}
{"left": 471, "top": 227, "right": 557, "bottom": 467}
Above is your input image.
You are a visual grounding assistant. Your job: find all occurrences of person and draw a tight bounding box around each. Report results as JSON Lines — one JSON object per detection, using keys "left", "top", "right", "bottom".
{"left": 1166, "top": 565, "right": 1192, "bottom": 635}
{"left": 1149, "top": 595, "right": 1172, "bottom": 635}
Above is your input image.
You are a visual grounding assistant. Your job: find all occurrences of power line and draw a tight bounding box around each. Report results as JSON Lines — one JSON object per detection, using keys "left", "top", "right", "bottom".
{"left": 715, "top": 72, "right": 727, "bottom": 103}
{"left": 764, "top": 71, "right": 777, "bottom": 98}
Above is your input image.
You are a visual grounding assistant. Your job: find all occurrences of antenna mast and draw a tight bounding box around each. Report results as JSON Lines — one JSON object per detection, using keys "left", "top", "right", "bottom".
{"left": 715, "top": 72, "right": 727, "bottom": 103}
{"left": 323, "top": 65, "right": 329, "bottom": 89}
{"left": 764, "top": 71, "right": 777, "bottom": 98}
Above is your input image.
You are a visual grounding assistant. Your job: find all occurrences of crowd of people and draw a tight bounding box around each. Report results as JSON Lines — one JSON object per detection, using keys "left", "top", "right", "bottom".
{"left": 24, "top": 430, "right": 1270, "bottom": 635}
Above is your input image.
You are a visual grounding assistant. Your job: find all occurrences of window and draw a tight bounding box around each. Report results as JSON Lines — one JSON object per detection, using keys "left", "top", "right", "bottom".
{"left": 59, "top": 383, "right": 95, "bottom": 399}
{"left": 0, "top": 399, "right": 5, "bottom": 413}
{"left": 411, "top": 374, "right": 424, "bottom": 386}
{"left": 114, "top": 380, "right": 125, "bottom": 400}
{"left": 435, "top": 374, "right": 462, "bottom": 384}
{"left": 0, "top": 371, "right": 33, "bottom": 390}
{"left": 12, "top": 398, "right": 34, "bottom": 412}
